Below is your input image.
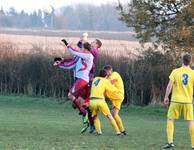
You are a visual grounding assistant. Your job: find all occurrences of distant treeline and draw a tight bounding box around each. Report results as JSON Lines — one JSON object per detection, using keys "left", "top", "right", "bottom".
{"left": 0, "top": 41, "right": 177, "bottom": 105}
{"left": 0, "top": 4, "right": 130, "bottom": 31}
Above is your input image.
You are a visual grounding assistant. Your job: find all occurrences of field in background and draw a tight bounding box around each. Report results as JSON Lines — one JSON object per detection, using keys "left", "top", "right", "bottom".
{"left": 0, "top": 95, "right": 191, "bottom": 150}
{"left": 0, "top": 28, "right": 137, "bottom": 41}
{"left": 0, "top": 32, "right": 143, "bottom": 58}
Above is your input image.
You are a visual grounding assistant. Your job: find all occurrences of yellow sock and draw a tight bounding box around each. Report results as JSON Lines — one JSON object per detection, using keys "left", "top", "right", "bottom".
{"left": 189, "top": 125, "right": 194, "bottom": 147}
{"left": 167, "top": 120, "right": 174, "bottom": 143}
{"left": 110, "top": 118, "right": 120, "bottom": 134}
{"left": 94, "top": 118, "right": 102, "bottom": 134}
{"left": 114, "top": 114, "right": 125, "bottom": 132}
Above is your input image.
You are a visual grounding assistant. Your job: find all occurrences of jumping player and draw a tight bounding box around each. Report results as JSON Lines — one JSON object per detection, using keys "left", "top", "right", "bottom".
{"left": 54, "top": 40, "right": 94, "bottom": 124}
{"left": 54, "top": 38, "right": 102, "bottom": 133}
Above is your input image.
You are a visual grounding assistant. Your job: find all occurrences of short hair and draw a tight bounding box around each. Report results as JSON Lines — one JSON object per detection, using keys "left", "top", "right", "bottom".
{"left": 96, "top": 39, "right": 102, "bottom": 48}
{"left": 103, "top": 65, "right": 113, "bottom": 71}
{"left": 183, "top": 54, "right": 192, "bottom": 66}
{"left": 99, "top": 69, "right": 107, "bottom": 77}
{"left": 54, "top": 57, "right": 62, "bottom": 62}
{"left": 83, "top": 42, "right": 91, "bottom": 51}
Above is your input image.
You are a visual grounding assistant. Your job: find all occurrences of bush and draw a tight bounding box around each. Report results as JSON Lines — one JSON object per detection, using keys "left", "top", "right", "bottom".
{"left": 0, "top": 41, "right": 176, "bottom": 105}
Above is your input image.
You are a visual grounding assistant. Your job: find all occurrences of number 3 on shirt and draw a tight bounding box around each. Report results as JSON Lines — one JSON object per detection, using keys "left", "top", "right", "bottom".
{"left": 94, "top": 79, "right": 100, "bottom": 86}
{"left": 182, "top": 74, "right": 189, "bottom": 85}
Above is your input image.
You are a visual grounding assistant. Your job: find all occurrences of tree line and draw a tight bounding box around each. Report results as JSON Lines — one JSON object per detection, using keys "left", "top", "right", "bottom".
{"left": 0, "top": 4, "right": 129, "bottom": 31}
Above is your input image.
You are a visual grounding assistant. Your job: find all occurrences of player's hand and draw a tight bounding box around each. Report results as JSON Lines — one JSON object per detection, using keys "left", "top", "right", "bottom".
{"left": 163, "top": 97, "right": 169, "bottom": 105}
{"left": 110, "top": 79, "right": 117, "bottom": 85}
{"left": 61, "top": 39, "right": 68, "bottom": 46}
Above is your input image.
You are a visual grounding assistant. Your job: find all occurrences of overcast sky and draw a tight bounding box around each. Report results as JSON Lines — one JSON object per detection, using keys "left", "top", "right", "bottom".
{"left": 0, "top": 0, "right": 128, "bottom": 12}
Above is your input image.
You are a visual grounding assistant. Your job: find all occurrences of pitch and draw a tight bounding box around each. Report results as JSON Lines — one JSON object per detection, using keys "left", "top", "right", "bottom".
{"left": 0, "top": 95, "right": 190, "bottom": 150}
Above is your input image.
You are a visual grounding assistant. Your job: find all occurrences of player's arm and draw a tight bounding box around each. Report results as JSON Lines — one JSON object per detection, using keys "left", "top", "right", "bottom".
{"left": 67, "top": 45, "right": 92, "bottom": 60}
{"left": 55, "top": 57, "right": 78, "bottom": 69}
{"left": 58, "top": 62, "right": 76, "bottom": 69}
{"left": 164, "top": 70, "right": 175, "bottom": 105}
{"left": 164, "top": 80, "right": 173, "bottom": 105}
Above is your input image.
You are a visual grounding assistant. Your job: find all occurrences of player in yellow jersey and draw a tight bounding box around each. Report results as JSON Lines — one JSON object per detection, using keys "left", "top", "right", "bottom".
{"left": 103, "top": 65, "right": 126, "bottom": 135}
{"left": 163, "top": 54, "right": 194, "bottom": 149}
{"left": 89, "top": 69, "right": 121, "bottom": 135}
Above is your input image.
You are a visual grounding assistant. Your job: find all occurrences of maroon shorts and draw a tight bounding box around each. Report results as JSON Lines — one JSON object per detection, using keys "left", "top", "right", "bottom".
{"left": 69, "top": 78, "right": 88, "bottom": 98}
{"left": 79, "top": 84, "right": 91, "bottom": 105}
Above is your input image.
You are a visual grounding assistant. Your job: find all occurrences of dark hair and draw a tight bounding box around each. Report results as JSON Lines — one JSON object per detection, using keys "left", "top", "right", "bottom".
{"left": 103, "top": 65, "right": 113, "bottom": 71}
{"left": 83, "top": 42, "right": 91, "bottom": 51}
{"left": 183, "top": 54, "right": 192, "bottom": 66}
{"left": 99, "top": 69, "right": 107, "bottom": 77}
{"left": 54, "top": 57, "right": 62, "bottom": 62}
{"left": 96, "top": 39, "right": 102, "bottom": 48}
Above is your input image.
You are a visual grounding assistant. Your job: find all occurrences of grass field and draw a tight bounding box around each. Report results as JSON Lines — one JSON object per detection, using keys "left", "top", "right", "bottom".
{"left": 0, "top": 95, "right": 192, "bottom": 150}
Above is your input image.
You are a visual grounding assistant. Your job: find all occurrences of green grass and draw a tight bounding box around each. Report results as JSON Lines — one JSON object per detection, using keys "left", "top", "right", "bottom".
{"left": 0, "top": 95, "right": 192, "bottom": 150}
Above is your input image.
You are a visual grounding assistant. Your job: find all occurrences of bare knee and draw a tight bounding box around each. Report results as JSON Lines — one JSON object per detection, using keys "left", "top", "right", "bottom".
{"left": 112, "top": 107, "right": 119, "bottom": 117}
{"left": 68, "top": 92, "right": 75, "bottom": 101}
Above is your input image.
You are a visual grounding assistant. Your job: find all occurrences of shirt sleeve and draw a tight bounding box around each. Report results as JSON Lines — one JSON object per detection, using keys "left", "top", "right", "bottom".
{"left": 67, "top": 46, "right": 93, "bottom": 60}
{"left": 57, "top": 57, "right": 78, "bottom": 70}
{"left": 169, "top": 70, "right": 175, "bottom": 82}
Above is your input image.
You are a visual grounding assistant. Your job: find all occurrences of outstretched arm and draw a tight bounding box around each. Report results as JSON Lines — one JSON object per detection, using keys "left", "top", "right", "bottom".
{"left": 67, "top": 45, "right": 92, "bottom": 60}
{"left": 55, "top": 57, "right": 78, "bottom": 70}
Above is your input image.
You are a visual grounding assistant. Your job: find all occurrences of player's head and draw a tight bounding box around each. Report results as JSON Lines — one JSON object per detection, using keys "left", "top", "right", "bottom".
{"left": 103, "top": 65, "right": 113, "bottom": 77}
{"left": 83, "top": 42, "right": 92, "bottom": 52}
{"left": 99, "top": 69, "right": 108, "bottom": 78}
{"left": 54, "top": 57, "right": 62, "bottom": 62}
{"left": 91, "top": 39, "right": 102, "bottom": 49}
{"left": 183, "top": 54, "right": 192, "bottom": 66}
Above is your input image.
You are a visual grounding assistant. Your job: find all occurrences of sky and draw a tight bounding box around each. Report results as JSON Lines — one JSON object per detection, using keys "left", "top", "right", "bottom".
{"left": 0, "top": 0, "right": 128, "bottom": 13}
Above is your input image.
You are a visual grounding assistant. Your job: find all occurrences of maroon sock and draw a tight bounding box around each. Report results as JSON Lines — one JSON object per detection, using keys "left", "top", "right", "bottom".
{"left": 73, "top": 99, "right": 87, "bottom": 116}
{"left": 87, "top": 108, "right": 94, "bottom": 125}
{"left": 88, "top": 116, "right": 94, "bottom": 125}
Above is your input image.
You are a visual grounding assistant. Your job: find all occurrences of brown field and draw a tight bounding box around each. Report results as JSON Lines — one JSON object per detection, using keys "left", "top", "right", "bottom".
{"left": 0, "top": 35, "right": 146, "bottom": 59}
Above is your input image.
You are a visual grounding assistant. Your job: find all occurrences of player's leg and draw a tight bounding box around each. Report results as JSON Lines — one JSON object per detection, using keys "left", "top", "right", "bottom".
{"left": 112, "top": 106, "right": 126, "bottom": 135}
{"left": 106, "top": 114, "right": 121, "bottom": 135}
{"left": 163, "top": 118, "right": 175, "bottom": 149}
{"left": 69, "top": 79, "right": 88, "bottom": 116}
{"left": 184, "top": 104, "right": 194, "bottom": 149}
{"left": 79, "top": 96, "right": 95, "bottom": 133}
{"left": 106, "top": 91, "right": 125, "bottom": 134}
{"left": 100, "top": 101, "right": 121, "bottom": 135}
{"left": 89, "top": 101, "right": 102, "bottom": 134}
{"left": 79, "top": 85, "right": 95, "bottom": 133}
{"left": 86, "top": 107, "right": 95, "bottom": 133}
{"left": 83, "top": 85, "right": 96, "bottom": 133}
{"left": 188, "top": 120, "right": 194, "bottom": 149}
{"left": 163, "top": 103, "right": 180, "bottom": 149}
{"left": 93, "top": 115, "right": 102, "bottom": 135}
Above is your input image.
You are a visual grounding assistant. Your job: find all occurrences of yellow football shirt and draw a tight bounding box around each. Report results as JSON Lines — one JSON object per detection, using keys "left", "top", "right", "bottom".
{"left": 108, "top": 72, "right": 124, "bottom": 95}
{"left": 90, "top": 77, "right": 119, "bottom": 99}
{"left": 170, "top": 66, "right": 194, "bottom": 103}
